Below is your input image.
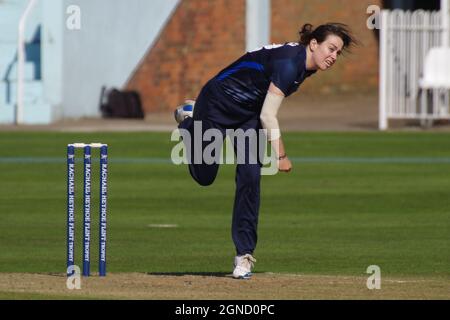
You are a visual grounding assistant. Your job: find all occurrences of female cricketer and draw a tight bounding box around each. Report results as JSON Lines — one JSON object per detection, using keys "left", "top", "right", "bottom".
{"left": 175, "top": 23, "right": 357, "bottom": 279}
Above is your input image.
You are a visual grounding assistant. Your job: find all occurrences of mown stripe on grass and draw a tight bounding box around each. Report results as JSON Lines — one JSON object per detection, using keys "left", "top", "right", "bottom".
{"left": 1, "top": 157, "right": 450, "bottom": 164}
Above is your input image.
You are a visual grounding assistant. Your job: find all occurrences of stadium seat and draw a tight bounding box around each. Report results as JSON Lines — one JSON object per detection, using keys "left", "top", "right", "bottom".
{"left": 418, "top": 47, "right": 450, "bottom": 120}
{"left": 419, "top": 47, "right": 450, "bottom": 89}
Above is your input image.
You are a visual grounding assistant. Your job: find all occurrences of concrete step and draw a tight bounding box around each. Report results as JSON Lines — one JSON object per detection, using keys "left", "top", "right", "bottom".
{"left": 0, "top": 1, "right": 27, "bottom": 42}
{"left": 0, "top": 0, "right": 28, "bottom": 8}
{"left": 0, "top": 101, "right": 52, "bottom": 124}
{"left": 0, "top": 1, "right": 26, "bottom": 19}
{"left": 0, "top": 43, "right": 17, "bottom": 78}
{"left": 2, "top": 63, "right": 38, "bottom": 81}
{"left": 0, "top": 0, "right": 42, "bottom": 43}
{"left": 0, "top": 80, "right": 44, "bottom": 105}
{"left": 0, "top": 104, "right": 15, "bottom": 124}
{"left": 0, "top": 1, "right": 48, "bottom": 124}
{"left": 0, "top": 43, "right": 41, "bottom": 81}
{"left": 0, "top": 22, "right": 42, "bottom": 43}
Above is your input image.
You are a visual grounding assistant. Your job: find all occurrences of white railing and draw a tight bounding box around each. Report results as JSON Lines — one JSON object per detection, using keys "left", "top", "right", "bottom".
{"left": 16, "top": 0, "right": 38, "bottom": 125}
{"left": 442, "top": 0, "right": 449, "bottom": 47}
{"left": 379, "top": 9, "right": 450, "bottom": 130}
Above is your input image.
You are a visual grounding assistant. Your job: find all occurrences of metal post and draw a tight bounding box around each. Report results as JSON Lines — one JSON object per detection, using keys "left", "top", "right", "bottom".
{"left": 246, "top": 0, "right": 271, "bottom": 52}
{"left": 379, "top": 10, "right": 389, "bottom": 130}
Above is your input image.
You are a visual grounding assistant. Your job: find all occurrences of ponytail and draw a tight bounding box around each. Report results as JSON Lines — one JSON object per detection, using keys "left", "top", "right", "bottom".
{"left": 299, "top": 23, "right": 314, "bottom": 46}
{"left": 298, "top": 23, "right": 359, "bottom": 52}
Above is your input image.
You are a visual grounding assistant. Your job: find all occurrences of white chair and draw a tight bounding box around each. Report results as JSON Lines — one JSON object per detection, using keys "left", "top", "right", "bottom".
{"left": 418, "top": 47, "right": 450, "bottom": 121}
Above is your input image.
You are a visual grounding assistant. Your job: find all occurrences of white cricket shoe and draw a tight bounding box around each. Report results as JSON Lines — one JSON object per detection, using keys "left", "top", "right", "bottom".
{"left": 232, "top": 254, "right": 256, "bottom": 280}
{"left": 174, "top": 100, "right": 195, "bottom": 124}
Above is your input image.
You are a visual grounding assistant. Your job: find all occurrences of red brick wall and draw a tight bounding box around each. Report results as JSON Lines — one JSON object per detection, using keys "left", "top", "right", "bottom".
{"left": 272, "top": 0, "right": 382, "bottom": 94}
{"left": 127, "top": 0, "right": 381, "bottom": 113}
{"left": 126, "top": 0, "right": 245, "bottom": 113}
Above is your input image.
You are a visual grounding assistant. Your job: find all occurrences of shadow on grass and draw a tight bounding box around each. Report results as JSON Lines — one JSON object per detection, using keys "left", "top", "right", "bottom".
{"left": 146, "top": 272, "right": 230, "bottom": 278}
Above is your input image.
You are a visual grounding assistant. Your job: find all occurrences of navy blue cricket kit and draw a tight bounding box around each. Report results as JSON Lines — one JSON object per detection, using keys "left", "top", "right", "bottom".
{"left": 179, "top": 43, "right": 316, "bottom": 255}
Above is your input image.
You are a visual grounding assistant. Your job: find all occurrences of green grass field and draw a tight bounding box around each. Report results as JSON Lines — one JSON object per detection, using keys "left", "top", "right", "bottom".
{"left": 0, "top": 131, "right": 449, "bottom": 282}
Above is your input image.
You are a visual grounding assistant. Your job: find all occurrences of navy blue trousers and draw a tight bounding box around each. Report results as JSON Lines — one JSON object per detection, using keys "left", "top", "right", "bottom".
{"left": 178, "top": 80, "right": 263, "bottom": 256}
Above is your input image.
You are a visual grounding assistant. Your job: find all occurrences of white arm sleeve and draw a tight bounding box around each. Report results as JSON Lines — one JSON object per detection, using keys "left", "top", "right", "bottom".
{"left": 260, "top": 91, "right": 284, "bottom": 141}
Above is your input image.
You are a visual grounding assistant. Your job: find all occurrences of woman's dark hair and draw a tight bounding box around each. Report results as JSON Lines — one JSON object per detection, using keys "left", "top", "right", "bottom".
{"left": 299, "top": 23, "right": 359, "bottom": 52}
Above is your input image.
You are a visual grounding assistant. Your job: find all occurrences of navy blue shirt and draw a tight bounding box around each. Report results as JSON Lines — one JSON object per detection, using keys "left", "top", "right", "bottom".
{"left": 213, "top": 43, "right": 316, "bottom": 110}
